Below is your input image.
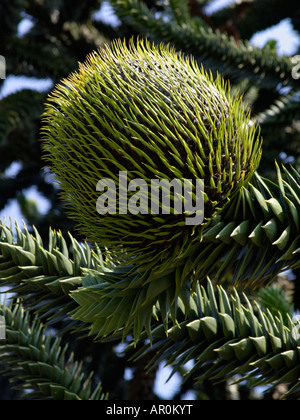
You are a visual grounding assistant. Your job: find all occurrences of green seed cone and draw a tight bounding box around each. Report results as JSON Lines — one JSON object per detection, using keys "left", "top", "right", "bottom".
{"left": 42, "top": 38, "right": 261, "bottom": 263}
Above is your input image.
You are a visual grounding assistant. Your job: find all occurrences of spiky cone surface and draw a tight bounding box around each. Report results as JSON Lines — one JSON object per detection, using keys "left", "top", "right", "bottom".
{"left": 42, "top": 38, "right": 261, "bottom": 265}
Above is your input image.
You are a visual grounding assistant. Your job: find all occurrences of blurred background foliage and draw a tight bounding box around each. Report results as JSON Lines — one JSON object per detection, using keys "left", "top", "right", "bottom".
{"left": 0, "top": 0, "right": 299, "bottom": 400}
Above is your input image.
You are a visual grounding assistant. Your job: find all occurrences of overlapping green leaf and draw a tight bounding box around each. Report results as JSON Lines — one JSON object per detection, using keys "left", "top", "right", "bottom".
{"left": 129, "top": 279, "right": 300, "bottom": 398}
{"left": 0, "top": 219, "right": 114, "bottom": 328}
{"left": 0, "top": 301, "right": 107, "bottom": 400}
